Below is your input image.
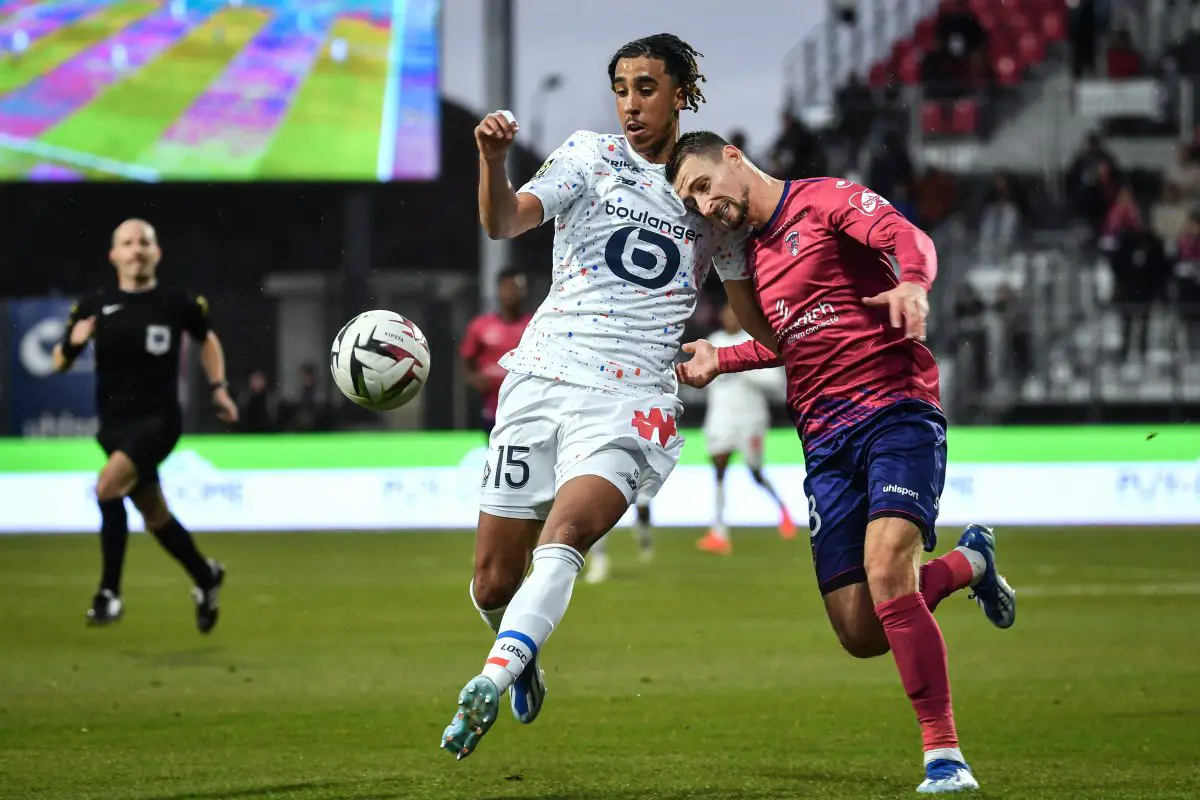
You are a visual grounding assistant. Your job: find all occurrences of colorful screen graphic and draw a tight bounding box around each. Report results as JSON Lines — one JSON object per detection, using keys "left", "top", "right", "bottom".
{"left": 0, "top": 0, "right": 439, "bottom": 181}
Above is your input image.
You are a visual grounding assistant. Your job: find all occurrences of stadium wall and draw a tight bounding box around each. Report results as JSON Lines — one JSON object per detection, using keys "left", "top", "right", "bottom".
{"left": 0, "top": 427, "right": 1197, "bottom": 533}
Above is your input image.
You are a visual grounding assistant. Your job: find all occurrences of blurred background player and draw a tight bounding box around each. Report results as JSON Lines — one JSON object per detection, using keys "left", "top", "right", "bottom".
{"left": 582, "top": 496, "right": 654, "bottom": 584}
{"left": 52, "top": 219, "right": 239, "bottom": 634}
{"left": 696, "top": 301, "right": 795, "bottom": 555}
{"left": 459, "top": 267, "right": 532, "bottom": 437}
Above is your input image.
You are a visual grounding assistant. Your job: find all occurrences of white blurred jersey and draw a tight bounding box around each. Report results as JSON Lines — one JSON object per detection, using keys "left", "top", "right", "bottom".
{"left": 499, "top": 130, "right": 749, "bottom": 397}
{"left": 704, "top": 329, "right": 785, "bottom": 431}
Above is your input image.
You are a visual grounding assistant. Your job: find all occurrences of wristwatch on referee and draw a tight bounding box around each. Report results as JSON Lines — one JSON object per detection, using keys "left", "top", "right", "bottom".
{"left": 209, "top": 381, "right": 228, "bottom": 394}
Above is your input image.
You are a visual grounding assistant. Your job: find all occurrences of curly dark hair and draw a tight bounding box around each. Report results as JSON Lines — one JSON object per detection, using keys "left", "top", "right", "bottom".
{"left": 607, "top": 33, "right": 706, "bottom": 113}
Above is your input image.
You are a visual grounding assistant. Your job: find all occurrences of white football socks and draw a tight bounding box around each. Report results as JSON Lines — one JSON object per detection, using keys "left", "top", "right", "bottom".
{"left": 955, "top": 546, "right": 988, "bottom": 586}
{"left": 470, "top": 579, "right": 506, "bottom": 633}
{"left": 480, "top": 544, "right": 584, "bottom": 693}
{"left": 634, "top": 516, "right": 652, "bottom": 549}
{"left": 924, "top": 746, "right": 966, "bottom": 766}
{"left": 712, "top": 480, "right": 728, "bottom": 539}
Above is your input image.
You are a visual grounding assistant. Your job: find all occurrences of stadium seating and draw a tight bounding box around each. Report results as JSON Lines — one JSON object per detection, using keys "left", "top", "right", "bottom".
{"left": 867, "top": 0, "right": 1067, "bottom": 138}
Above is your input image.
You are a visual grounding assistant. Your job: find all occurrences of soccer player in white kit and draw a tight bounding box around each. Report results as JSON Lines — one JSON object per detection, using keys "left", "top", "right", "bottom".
{"left": 582, "top": 495, "right": 653, "bottom": 585}
{"left": 696, "top": 301, "right": 796, "bottom": 555}
{"left": 441, "top": 34, "right": 767, "bottom": 760}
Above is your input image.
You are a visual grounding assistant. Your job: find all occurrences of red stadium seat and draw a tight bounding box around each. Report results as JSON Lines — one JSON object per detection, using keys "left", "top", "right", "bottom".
{"left": 921, "top": 101, "right": 947, "bottom": 134}
{"left": 915, "top": 18, "right": 936, "bottom": 50}
{"left": 1006, "top": 12, "right": 1032, "bottom": 34}
{"left": 1042, "top": 8, "right": 1067, "bottom": 41}
{"left": 993, "top": 53, "right": 1021, "bottom": 86}
{"left": 892, "top": 37, "right": 916, "bottom": 64}
{"left": 899, "top": 50, "right": 921, "bottom": 85}
{"left": 950, "top": 98, "right": 980, "bottom": 135}
{"left": 1019, "top": 31, "right": 1046, "bottom": 66}
{"left": 868, "top": 61, "right": 890, "bottom": 90}
{"left": 975, "top": 9, "right": 999, "bottom": 33}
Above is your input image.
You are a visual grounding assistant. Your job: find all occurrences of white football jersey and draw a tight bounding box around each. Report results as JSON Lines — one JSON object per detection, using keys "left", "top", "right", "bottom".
{"left": 704, "top": 329, "right": 785, "bottom": 429}
{"left": 499, "top": 130, "right": 750, "bottom": 397}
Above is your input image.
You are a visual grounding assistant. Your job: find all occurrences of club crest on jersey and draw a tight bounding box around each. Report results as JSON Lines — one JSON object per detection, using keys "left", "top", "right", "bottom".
{"left": 532, "top": 157, "right": 555, "bottom": 179}
{"left": 849, "top": 190, "right": 891, "bottom": 216}
{"left": 785, "top": 230, "right": 800, "bottom": 256}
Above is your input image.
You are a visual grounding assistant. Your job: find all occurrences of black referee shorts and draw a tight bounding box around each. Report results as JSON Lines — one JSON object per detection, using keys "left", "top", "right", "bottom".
{"left": 96, "top": 411, "right": 182, "bottom": 488}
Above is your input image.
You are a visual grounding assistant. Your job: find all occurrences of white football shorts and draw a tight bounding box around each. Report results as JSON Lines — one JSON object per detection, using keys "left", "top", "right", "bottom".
{"left": 703, "top": 412, "right": 768, "bottom": 469}
{"left": 479, "top": 373, "right": 684, "bottom": 520}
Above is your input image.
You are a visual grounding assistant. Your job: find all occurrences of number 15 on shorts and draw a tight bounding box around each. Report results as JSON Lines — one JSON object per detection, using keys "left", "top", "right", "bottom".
{"left": 484, "top": 446, "right": 531, "bottom": 489}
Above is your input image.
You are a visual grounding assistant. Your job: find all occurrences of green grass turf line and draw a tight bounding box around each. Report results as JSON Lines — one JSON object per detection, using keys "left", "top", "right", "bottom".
{"left": 256, "top": 18, "right": 389, "bottom": 180}
{"left": 38, "top": 8, "right": 269, "bottom": 167}
{"left": 1, "top": 527, "right": 1198, "bottom": 799}
{"left": 0, "top": 1, "right": 158, "bottom": 95}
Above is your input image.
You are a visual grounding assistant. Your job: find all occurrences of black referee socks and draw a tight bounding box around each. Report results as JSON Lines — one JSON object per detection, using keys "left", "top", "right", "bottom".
{"left": 98, "top": 499, "right": 129, "bottom": 595}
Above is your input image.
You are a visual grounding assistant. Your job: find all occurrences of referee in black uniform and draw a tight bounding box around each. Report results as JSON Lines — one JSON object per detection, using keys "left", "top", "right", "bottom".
{"left": 52, "top": 219, "right": 239, "bottom": 633}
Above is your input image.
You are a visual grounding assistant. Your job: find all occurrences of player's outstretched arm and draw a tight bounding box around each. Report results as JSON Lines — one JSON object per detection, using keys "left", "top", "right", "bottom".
{"left": 476, "top": 111, "right": 545, "bottom": 240}
{"left": 725, "top": 279, "right": 780, "bottom": 354}
{"left": 676, "top": 336, "right": 783, "bottom": 389}
{"left": 52, "top": 314, "right": 96, "bottom": 373}
{"left": 200, "top": 332, "right": 238, "bottom": 424}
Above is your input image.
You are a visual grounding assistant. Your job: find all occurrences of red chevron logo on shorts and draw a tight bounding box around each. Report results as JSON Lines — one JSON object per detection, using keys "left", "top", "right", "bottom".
{"left": 631, "top": 408, "right": 677, "bottom": 447}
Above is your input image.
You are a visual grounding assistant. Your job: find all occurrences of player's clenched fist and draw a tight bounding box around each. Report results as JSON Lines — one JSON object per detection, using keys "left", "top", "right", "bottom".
{"left": 675, "top": 339, "right": 721, "bottom": 389}
{"left": 475, "top": 110, "right": 520, "bottom": 161}
{"left": 69, "top": 316, "right": 97, "bottom": 346}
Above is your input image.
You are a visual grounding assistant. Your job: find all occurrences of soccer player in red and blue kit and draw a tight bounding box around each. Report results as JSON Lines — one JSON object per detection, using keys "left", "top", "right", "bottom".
{"left": 459, "top": 267, "right": 532, "bottom": 438}
{"left": 667, "top": 132, "right": 1016, "bottom": 794}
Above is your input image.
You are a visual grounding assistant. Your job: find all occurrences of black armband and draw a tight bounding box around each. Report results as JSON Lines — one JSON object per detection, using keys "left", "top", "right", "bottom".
{"left": 60, "top": 339, "right": 84, "bottom": 361}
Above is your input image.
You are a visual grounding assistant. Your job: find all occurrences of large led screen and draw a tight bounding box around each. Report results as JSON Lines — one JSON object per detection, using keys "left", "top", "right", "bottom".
{"left": 0, "top": 0, "right": 439, "bottom": 181}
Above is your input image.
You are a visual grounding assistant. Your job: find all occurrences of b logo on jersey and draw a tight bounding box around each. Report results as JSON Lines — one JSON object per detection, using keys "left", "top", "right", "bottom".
{"left": 785, "top": 230, "right": 800, "bottom": 256}
{"left": 604, "top": 226, "right": 681, "bottom": 290}
{"left": 849, "top": 190, "right": 891, "bottom": 216}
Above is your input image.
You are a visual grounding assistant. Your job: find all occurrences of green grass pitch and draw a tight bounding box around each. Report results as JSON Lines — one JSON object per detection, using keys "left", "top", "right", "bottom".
{"left": 2, "top": 527, "right": 1198, "bottom": 799}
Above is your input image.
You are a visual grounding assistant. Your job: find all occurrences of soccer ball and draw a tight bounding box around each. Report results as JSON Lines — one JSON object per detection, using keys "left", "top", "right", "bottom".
{"left": 330, "top": 310, "right": 431, "bottom": 411}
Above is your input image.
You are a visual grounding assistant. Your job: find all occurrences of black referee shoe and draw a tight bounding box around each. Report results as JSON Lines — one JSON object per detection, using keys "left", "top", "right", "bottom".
{"left": 191, "top": 560, "right": 225, "bottom": 635}
{"left": 86, "top": 589, "right": 123, "bottom": 626}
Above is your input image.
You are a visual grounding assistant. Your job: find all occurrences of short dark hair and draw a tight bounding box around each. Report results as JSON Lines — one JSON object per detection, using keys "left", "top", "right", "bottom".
{"left": 497, "top": 266, "right": 525, "bottom": 284}
{"left": 608, "top": 34, "right": 706, "bottom": 113}
{"left": 664, "top": 130, "right": 729, "bottom": 184}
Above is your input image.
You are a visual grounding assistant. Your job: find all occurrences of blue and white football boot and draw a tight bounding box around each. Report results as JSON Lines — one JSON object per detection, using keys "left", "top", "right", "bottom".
{"left": 510, "top": 653, "right": 546, "bottom": 724}
{"left": 957, "top": 524, "right": 1017, "bottom": 629}
{"left": 917, "top": 759, "right": 980, "bottom": 793}
{"left": 440, "top": 675, "right": 500, "bottom": 760}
